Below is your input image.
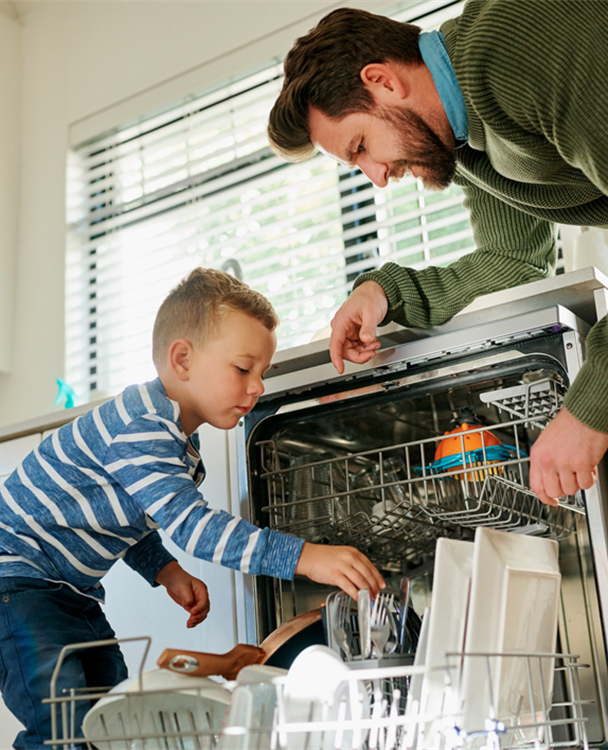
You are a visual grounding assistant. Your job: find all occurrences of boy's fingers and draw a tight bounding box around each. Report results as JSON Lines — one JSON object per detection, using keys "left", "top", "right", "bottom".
{"left": 341, "top": 561, "right": 383, "bottom": 599}
{"left": 349, "top": 550, "right": 385, "bottom": 589}
{"left": 334, "top": 574, "right": 360, "bottom": 601}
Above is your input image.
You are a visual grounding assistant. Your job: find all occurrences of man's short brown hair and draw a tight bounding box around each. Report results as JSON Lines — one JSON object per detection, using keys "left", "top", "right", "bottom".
{"left": 268, "top": 7, "right": 422, "bottom": 162}
{"left": 152, "top": 268, "right": 279, "bottom": 369}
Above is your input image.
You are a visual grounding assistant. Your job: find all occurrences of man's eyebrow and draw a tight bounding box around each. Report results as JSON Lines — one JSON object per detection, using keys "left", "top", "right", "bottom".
{"left": 344, "top": 137, "right": 358, "bottom": 165}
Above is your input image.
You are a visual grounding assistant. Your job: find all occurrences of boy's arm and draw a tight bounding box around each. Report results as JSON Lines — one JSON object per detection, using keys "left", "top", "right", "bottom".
{"left": 123, "top": 530, "right": 177, "bottom": 586}
{"left": 105, "top": 420, "right": 384, "bottom": 597}
{"left": 155, "top": 560, "right": 210, "bottom": 628}
{"left": 105, "top": 419, "right": 305, "bottom": 578}
{"left": 121, "top": 528, "right": 209, "bottom": 628}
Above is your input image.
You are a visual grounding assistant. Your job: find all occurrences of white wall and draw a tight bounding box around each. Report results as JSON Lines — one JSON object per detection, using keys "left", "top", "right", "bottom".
{"left": 0, "top": 0, "right": 396, "bottom": 432}
{"left": 0, "top": 11, "right": 20, "bottom": 377}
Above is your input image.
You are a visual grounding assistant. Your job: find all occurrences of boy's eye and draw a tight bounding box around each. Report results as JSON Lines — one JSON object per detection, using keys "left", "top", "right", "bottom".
{"left": 357, "top": 141, "right": 364, "bottom": 153}
{"left": 236, "top": 366, "right": 249, "bottom": 374}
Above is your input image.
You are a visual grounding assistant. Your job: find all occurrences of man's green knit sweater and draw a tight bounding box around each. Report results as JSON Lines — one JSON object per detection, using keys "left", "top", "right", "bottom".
{"left": 354, "top": 0, "right": 608, "bottom": 433}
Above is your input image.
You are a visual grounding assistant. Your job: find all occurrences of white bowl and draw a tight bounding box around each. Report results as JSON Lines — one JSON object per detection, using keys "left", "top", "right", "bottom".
{"left": 82, "top": 668, "right": 231, "bottom": 750}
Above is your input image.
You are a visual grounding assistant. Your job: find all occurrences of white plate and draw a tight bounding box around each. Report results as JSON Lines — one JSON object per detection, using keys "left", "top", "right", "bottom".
{"left": 281, "top": 645, "right": 369, "bottom": 749}
{"left": 403, "top": 606, "right": 431, "bottom": 750}
{"left": 83, "top": 668, "right": 231, "bottom": 750}
{"left": 460, "top": 527, "right": 561, "bottom": 740}
{"left": 420, "top": 538, "right": 474, "bottom": 750}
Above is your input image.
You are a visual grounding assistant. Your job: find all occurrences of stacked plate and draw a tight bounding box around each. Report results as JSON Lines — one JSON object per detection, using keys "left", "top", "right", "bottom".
{"left": 409, "top": 528, "right": 561, "bottom": 749}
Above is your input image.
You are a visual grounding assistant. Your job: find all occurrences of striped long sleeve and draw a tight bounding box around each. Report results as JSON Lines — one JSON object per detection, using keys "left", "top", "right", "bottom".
{"left": 0, "top": 378, "right": 304, "bottom": 601}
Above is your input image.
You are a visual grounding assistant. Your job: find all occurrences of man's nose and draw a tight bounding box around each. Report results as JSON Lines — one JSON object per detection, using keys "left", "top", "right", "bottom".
{"left": 358, "top": 156, "right": 389, "bottom": 188}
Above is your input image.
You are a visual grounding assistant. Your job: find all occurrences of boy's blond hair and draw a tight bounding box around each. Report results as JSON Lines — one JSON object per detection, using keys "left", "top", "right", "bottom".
{"left": 152, "top": 268, "right": 279, "bottom": 369}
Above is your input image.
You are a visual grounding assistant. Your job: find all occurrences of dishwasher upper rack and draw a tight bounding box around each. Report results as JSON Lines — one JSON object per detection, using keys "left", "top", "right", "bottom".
{"left": 257, "top": 381, "right": 583, "bottom": 564}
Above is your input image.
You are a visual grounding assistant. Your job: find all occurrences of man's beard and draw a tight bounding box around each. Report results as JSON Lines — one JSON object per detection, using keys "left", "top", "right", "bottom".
{"left": 379, "top": 106, "right": 456, "bottom": 191}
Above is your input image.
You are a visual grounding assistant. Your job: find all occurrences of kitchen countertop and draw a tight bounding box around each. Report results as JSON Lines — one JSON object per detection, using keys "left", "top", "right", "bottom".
{"left": 266, "top": 266, "right": 608, "bottom": 379}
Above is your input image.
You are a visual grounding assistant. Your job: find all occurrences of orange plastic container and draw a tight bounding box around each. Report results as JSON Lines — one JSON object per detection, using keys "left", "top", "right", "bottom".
{"left": 433, "top": 423, "right": 503, "bottom": 481}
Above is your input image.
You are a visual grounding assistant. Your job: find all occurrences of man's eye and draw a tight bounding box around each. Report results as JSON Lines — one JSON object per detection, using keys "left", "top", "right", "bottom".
{"left": 357, "top": 142, "right": 365, "bottom": 152}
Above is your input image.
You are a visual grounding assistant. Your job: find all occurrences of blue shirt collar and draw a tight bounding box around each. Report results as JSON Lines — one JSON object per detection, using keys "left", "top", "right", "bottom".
{"left": 418, "top": 30, "right": 468, "bottom": 144}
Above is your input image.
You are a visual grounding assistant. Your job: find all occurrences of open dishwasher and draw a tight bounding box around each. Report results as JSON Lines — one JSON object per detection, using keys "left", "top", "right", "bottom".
{"left": 231, "top": 269, "right": 608, "bottom": 748}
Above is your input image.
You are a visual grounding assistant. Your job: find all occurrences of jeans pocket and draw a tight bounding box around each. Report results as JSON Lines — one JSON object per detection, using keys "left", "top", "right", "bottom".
{"left": 3, "top": 578, "right": 65, "bottom": 596}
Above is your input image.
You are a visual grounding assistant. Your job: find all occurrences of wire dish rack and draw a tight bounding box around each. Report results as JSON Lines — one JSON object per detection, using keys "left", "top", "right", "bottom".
{"left": 257, "top": 380, "right": 584, "bottom": 567}
{"left": 44, "top": 640, "right": 591, "bottom": 750}
{"left": 262, "top": 652, "right": 590, "bottom": 750}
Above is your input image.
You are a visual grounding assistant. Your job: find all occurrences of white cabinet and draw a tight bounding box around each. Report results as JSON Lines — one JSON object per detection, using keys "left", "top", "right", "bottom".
{"left": 0, "top": 433, "right": 41, "bottom": 486}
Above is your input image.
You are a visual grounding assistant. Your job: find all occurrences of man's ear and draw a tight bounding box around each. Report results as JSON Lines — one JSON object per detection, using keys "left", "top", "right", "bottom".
{"left": 360, "top": 62, "right": 408, "bottom": 106}
{"left": 168, "top": 339, "right": 194, "bottom": 381}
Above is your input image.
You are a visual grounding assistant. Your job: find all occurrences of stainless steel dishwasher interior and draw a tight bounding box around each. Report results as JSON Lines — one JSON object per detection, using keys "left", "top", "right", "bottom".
{"left": 246, "top": 350, "right": 608, "bottom": 746}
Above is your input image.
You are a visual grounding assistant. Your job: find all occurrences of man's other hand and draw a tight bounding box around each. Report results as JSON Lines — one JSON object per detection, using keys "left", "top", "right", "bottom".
{"left": 530, "top": 407, "right": 608, "bottom": 505}
{"left": 329, "top": 281, "right": 388, "bottom": 373}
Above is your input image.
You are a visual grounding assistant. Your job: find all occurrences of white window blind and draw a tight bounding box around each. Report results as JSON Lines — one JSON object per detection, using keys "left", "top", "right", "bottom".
{"left": 66, "top": 0, "right": 474, "bottom": 404}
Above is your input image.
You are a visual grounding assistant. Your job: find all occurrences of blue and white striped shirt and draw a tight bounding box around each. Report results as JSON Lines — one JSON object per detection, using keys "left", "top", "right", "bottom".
{"left": 0, "top": 378, "right": 304, "bottom": 601}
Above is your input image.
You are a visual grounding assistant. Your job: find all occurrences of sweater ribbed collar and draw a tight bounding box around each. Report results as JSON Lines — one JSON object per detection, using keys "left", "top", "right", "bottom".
{"left": 418, "top": 30, "right": 468, "bottom": 145}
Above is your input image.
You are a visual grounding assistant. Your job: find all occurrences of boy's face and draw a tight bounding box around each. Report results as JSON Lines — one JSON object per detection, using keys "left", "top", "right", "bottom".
{"left": 181, "top": 310, "right": 277, "bottom": 431}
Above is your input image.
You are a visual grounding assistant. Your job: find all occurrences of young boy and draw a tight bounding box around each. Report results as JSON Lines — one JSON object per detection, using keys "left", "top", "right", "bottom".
{"left": 0, "top": 268, "right": 384, "bottom": 749}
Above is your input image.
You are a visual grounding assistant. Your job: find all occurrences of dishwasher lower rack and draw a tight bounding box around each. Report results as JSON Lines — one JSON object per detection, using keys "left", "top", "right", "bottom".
{"left": 257, "top": 381, "right": 583, "bottom": 567}
{"left": 44, "top": 644, "right": 590, "bottom": 750}
{"left": 264, "top": 652, "right": 591, "bottom": 750}
{"left": 43, "top": 637, "right": 228, "bottom": 750}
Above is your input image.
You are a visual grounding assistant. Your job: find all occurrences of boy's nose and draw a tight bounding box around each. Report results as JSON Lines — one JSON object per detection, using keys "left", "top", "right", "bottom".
{"left": 248, "top": 376, "right": 265, "bottom": 396}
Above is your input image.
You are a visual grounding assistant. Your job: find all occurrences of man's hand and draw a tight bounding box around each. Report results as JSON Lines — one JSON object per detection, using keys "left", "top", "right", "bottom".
{"left": 295, "top": 542, "right": 385, "bottom": 600}
{"left": 155, "top": 561, "right": 210, "bottom": 628}
{"left": 329, "top": 281, "right": 388, "bottom": 374}
{"left": 529, "top": 407, "right": 608, "bottom": 505}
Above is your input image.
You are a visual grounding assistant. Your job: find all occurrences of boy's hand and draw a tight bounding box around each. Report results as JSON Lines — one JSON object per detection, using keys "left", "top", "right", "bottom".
{"left": 294, "top": 542, "right": 385, "bottom": 600}
{"left": 155, "top": 561, "right": 210, "bottom": 628}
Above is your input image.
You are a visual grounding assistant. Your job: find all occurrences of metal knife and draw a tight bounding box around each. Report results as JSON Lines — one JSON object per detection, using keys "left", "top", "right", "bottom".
{"left": 398, "top": 576, "right": 411, "bottom": 653}
{"left": 358, "top": 588, "right": 371, "bottom": 660}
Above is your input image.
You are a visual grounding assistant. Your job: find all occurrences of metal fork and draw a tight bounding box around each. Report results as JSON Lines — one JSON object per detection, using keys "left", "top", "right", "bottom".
{"left": 370, "top": 593, "right": 394, "bottom": 658}
{"left": 333, "top": 594, "right": 353, "bottom": 661}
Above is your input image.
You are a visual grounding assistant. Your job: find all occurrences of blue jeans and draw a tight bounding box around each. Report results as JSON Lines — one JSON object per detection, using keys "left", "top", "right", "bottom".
{"left": 0, "top": 578, "right": 128, "bottom": 750}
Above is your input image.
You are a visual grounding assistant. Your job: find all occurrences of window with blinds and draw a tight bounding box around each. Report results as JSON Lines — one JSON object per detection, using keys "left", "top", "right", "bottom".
{"left": 65, "top": 0, "right": 474, "bottom": 404}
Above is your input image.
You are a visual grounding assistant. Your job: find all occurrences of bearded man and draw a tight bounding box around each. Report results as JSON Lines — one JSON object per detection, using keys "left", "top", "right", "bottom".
{"left": 267, "top": 1, "right": 608, "bottom": 507}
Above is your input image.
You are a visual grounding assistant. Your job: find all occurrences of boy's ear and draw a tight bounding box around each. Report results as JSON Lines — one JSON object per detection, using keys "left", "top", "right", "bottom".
{"left": 168, "top": 339, "right": 193, "bottom": 381}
